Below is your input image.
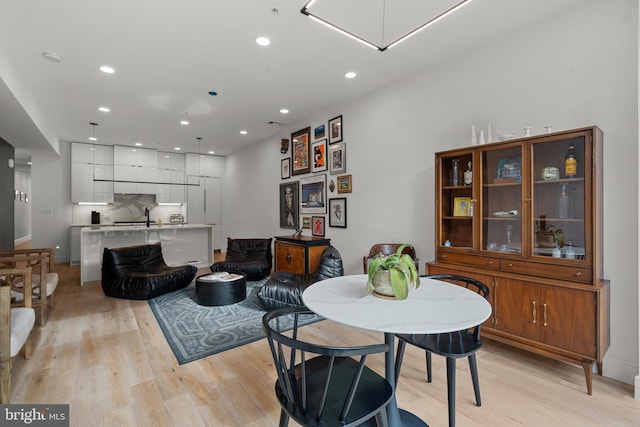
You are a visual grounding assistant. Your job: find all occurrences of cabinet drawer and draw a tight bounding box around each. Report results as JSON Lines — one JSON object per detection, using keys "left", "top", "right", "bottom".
{"left": 500, "top": 259, "right": 591, "bottom": 283}
{"left": 436, "top": 251, "right": 500, "bottom": 270}
{"left": 275, "top": 243, "right": 305, "bottom": 274}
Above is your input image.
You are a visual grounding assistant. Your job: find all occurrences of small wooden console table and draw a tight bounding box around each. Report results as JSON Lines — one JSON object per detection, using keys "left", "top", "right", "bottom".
{"left": 274, "top": 235, "right": 330, "bottom": 275}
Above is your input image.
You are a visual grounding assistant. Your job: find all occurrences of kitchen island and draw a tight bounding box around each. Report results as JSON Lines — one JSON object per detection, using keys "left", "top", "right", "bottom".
{"left": 80, "top": 224, "right": 213, "bottom": 285}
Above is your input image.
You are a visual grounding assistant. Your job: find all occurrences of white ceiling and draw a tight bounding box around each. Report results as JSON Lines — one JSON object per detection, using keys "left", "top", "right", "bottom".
{"left": 0, "top": 0, "right": 584, "bottom": 163}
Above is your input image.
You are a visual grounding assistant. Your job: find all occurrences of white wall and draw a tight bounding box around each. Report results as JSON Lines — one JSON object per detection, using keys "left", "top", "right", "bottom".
{"left": 223, "top": 0, "right": 638, "bottom": 386}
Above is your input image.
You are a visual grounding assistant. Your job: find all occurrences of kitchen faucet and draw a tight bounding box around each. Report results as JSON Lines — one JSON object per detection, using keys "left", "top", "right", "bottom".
{"left": 145, "top": 207, "right": 150, "bottom": 227}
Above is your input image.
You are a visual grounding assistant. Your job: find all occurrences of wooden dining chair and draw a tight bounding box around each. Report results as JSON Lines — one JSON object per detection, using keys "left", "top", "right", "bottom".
{"left": 262, "top": 306, "right": 393, "bottom": 427}
{"left": 394, "top": 274, "right": 490, "bottom": 427}
{"left": 1, "top": 266, "right": 36, "bottom": 403}
{"left": 362, "top": 243, "right": 419, "bottom": 274}
{"left": 0, "top": 248, "right": 58, "bottom": 326}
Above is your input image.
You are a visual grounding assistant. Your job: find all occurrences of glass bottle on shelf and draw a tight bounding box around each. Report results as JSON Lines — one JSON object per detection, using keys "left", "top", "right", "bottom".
{"left": 565, "top": 143, "right": 577, "bottom": 177}
{"left": 450, "top": 159, "right": 460, "bottom": 186}
{"left": 464, "top": 161, "right": 473, "bottom": 185}
{"left": 558, "top": 182, "right": 570, "bottom": 218}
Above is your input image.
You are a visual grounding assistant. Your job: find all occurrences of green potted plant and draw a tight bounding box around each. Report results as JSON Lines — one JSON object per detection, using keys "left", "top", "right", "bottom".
{"left": 366, "top": 244, "right": 420, "bottom": 300}
{"left": 535, "top": 225, "right": 564, "bottom": 248}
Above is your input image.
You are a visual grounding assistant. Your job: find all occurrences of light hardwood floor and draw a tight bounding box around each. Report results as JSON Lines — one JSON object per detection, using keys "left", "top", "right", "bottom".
{"left": 8, "top": 261, "right": 640, "bottom": 427}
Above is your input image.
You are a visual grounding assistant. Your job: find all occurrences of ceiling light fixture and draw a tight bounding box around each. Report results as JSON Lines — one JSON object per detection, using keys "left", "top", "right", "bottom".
{"left": 280, "top": 109, "right": 289, "bottom": 114}
{"left": 301, "top": 0, "right": 473, "bottom": 51}
{"left": 256, "top": 36, "right": 271, "bottom": 46}
{"left": 240, "top": 130, "right": 248, "bottom": 135}
{"left": 344, "top": 71, "right": 357, "bottom": 79}
{"left": 88, "top": 122, "right": 98, "bottom": 141}
{"left": 134, "top": 142, "right": 142, "bottom": 146}
{"left": 99, "top": 65, "right": 115, "bottom": 74}
{"left": 180, "top": 120, "right": 189, "bottom": 125}
{"left": 208, "top": 91, "right": 218, "bottom": 96}
{"left": 174, "top": 147, "right": 181, "bottom": 151}
{"left": 42, "top": 51, "right": 62, "bottom": 63}
{"left": 208, "top": 151, "right": 215, "bottom": 154}
{"left": 98, "top": 106, "right": 110, "bottom": 112}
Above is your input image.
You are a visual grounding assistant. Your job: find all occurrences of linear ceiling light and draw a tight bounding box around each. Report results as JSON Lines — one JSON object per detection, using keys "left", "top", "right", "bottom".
{"left": 301, "top": 0, "right": 473, "bottom": 52}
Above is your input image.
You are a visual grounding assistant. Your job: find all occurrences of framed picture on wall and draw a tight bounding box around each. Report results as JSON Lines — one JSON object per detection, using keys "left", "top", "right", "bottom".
{"left": 280, "top": 182, "right": 299, "bottom": 229}
{"left": 337, "top": 174, "right": 352, "bottom": 193}
{"left": 314, "top": 124, "right": 325, "bottom": 140}
{"left": 328, "top": 115, "right": 343, "bottom": 144}
{"left": 329, "top": 142, "right": 346, "bottom": 175}
{"left": 281, "top": 158, "right": 291, "bottom": 179}
{"left": 311, "top": 139, "right": 327, "bottom": 173}
{"left": 302, "top": 216, "right": 311, "bottom": 229}
{"left": 311, "top": 216, "right": 325, "bottom": 237}
{"left": 300, "top": 174, "right": 326, "bottom": 214}
{"left": 329, "top": 198, "right": 347, "bottom": 228}
{"left": 292, "top": 127, "right": 311, "bottom": 175}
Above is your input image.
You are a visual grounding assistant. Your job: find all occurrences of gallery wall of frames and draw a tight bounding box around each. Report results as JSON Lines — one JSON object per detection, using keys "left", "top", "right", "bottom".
{"left": 279, "top": 114, "right": 351, "bottom": 237}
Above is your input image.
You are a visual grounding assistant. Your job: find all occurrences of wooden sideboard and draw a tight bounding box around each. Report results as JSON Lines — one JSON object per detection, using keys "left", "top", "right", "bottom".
{"left": 274, "top": 235, "right": 331, "bottom": 275}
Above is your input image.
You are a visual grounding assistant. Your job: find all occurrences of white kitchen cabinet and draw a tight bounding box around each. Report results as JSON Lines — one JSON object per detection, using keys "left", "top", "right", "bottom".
{"left": 187, "top": 176, "right": 221, "bottom": 248}
{"left": 113, "top": 146, "right": 158, "bottom": 194}
{"left": 114, "top": 146, "right": 157, "bottom": 168}
{"left": 157, "top": 152, "right": 186, "bottom": 203}
{"left": 71, "top": 143, "right": 114, "bottom": 203}
{"left": 185, "top": 153, "right": 224, "bottom": 177}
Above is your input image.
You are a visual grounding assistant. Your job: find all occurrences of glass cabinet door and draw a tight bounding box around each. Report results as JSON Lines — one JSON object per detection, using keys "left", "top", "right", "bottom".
{"left": 531, "top": 136, "right": 587, "bottom": 261}
{"left": 438, "top": 151, "right": 474, "bottom": 250}
{"left": 481, "top": 144, "right": 523, "bottom": 255}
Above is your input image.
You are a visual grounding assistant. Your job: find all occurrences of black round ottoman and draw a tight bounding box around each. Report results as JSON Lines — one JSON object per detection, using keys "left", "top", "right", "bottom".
{"left": 195, "top": 272, "right": 247, "bottom": 306}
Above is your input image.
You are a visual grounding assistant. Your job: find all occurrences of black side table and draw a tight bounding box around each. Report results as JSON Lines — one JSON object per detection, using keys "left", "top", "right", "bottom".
{"left": 195, "top": 272, "right": 247, "bottom": 306}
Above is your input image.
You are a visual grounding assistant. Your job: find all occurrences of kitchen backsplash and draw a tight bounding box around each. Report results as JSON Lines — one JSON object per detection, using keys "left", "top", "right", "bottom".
{"left": 72, "top": 194, "right": 187, "bottom": 224}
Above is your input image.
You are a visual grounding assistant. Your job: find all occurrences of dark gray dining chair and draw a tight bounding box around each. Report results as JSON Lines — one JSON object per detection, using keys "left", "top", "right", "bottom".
{"left": 394, "top": 274, "right": 490, "bottom": 427}
{"left": 263, "top": 306, "right": 393, "bottom": 427}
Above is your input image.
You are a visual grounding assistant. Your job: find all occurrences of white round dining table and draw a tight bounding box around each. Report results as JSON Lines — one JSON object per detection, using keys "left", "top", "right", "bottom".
{"left": 303, "top": 274, "right": 492, "bottom": 427}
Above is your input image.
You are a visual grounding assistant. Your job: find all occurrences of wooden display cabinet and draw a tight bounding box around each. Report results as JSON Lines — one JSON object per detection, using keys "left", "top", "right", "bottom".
{"left": 274, "top": 235, "right": 331, "bottom": 275}
{"left": 429, "top": 126, "right": 609, "bottom": 395}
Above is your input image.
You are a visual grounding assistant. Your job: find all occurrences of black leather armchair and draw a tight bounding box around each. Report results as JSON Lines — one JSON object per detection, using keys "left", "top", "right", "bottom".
{"left": 210, "top": 238, "right": 273, "bottom": 281}
{"left": 257, "top": 245, "right": 343, "bottom": 310}
{"left": 101, "top": 243, "right": 197, "bottom": 300}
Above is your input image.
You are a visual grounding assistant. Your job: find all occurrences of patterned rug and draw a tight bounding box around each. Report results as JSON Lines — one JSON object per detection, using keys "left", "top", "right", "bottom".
{"left": 148, "top": 279, "right": 318, "bottom": 364}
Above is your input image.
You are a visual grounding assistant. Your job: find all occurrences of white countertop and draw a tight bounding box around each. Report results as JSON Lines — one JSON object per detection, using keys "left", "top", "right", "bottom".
{"left": 80, "top": 224, "right": 211, "bottom": 232}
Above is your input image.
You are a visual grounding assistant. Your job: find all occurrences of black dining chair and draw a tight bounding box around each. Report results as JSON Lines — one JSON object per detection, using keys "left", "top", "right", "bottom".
{"left": 262, "top": 306, "right": 393, "bottom": 427}
{"left": 394, "top": 274, "right": 490, "bottom": 427}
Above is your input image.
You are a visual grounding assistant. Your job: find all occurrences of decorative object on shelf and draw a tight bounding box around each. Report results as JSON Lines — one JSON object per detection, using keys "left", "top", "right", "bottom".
{"left": 453, "top": 197, "right": 471, "bottom": 216}
{"left": 328, "top": 198, "right": 347, "bottom": 228}
{"left": 280, "top": 138, "right": 289, "bottom": 154}
{"left": 311, "top": 139, "right": 327, "bottom": 173}
{"left": 479, "top": 129, "right": 486, "bottom": 145}
{"left": 311, "top": 216, "right": 325, "bottom": 237}
{"left": 291, "top": 127, "right": 311, "bottom": 176}
{"left": 328, "top": 142, "right": 346, "bottom": 175}
{"left": 314, "top": 124, "right": 325, "bottom": 140}
{"left": 565, "top": 143, "right": 577, "bottom": 177}
{"left": 450, "top": 158, "right": 460, "bottom": 186}
{"left": 497, "top": 130, "right": 516, "bottom": 141}
{"left": 281, "top": 158, "right": 291, "bottom": 179}
{"left": 300, "top": 174, "right": 326, "bottom": 214}
{"left": 505, "top": 224, "right": 513, "bottom": 243}
{"left": 545, "top": 125, "right": 553, "bottom": 134}
{"left": 558, "top": 182, "right": 571, "bottom": 218}
{"left": 337, "top": 174, "right": 352, "bottom": 193}
{"left": 328, "top": 115, "right": 342, "bottom": 144}
{"left": 366, "top": 244, "right": 420, "bottom": 300}
{"left": 279, "top": 182, "right": 299, "bottom": 229}
{"left": 523, "top": 127, "right": 532, "bottom": 136}
{"left": 464, "top": 161, "right": 473, "bottom": 185}
{"left": 552, "top": 246, "right": 562, "bottom": 258}
{"left": 487, "top": 123, "right": 493, "bottom": 143}
{"left": 565, "top": 244, "right": 576, "bottom": 259}
{"left": 540, "top": 166, "right": 559, "bottom": 181}
{"left": 496, "top": 156, "right": 522, "bottom": 182}
{"left": 471, "top": 125, "right": 478, "bottom": 145}
{"left": 328, "top": 179, "right": 335, "bottom": 192}
{"left": 444, "top": 240, "right": 452, "bottom": 247}
{"left": 535, "top": 224, "right": 564, "bottom": 248}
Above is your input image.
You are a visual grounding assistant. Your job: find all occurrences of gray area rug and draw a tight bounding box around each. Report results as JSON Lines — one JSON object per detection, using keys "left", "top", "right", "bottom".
{"left": 148, "top": 279, "right": 318, "bottom": 364}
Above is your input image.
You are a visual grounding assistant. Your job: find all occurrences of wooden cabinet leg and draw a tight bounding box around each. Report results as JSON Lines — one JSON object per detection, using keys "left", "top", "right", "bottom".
{"left": 582, "top": 361, "right": 593, "bottom": 395}
{"left": 596, "top": 361, "right": 603, "bottom": 375}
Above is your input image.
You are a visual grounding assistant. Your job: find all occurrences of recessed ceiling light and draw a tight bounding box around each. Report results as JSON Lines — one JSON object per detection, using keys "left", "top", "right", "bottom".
{"left": 256, "top": 36, "right": 271, "bottom": 46}
{"left": 99, "top": 65, "right": 115, "bottom": 74}
{"left": 174, "top": 147, "right": 181, "bottom": 151}
{"left": 134, "top": 142, "right": 142, "bottom": 146}
{"left": 27, "top": 162, "right": 32, "bottom": 165}
{"left": 180, "top": 120, "right": 189, "bottom": 125}
{"left": 240, "top": 130, "right": 248, "bottom": 135}
{"left": 280, "top": 109, "right": 289, "bottom": 114}
{"left": 208, "top": 151, "right": 215, "bottom": 154}
{"left": 164, "top": 155, "right": 170, "bottom": 158}
{"left": 208, "top": 91, "right": 218, "bottom": 96}
{"left": 98, "top": 106, "right": 110, "bottom": 112}
{"left": 42, "top": 52, "right": 62, "bottom": 63}
{"left": 88, "top": 137, "right": 97, "bottom": 141}
{"left": 345, "top": 71, "right": 357, "bottom": 79}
